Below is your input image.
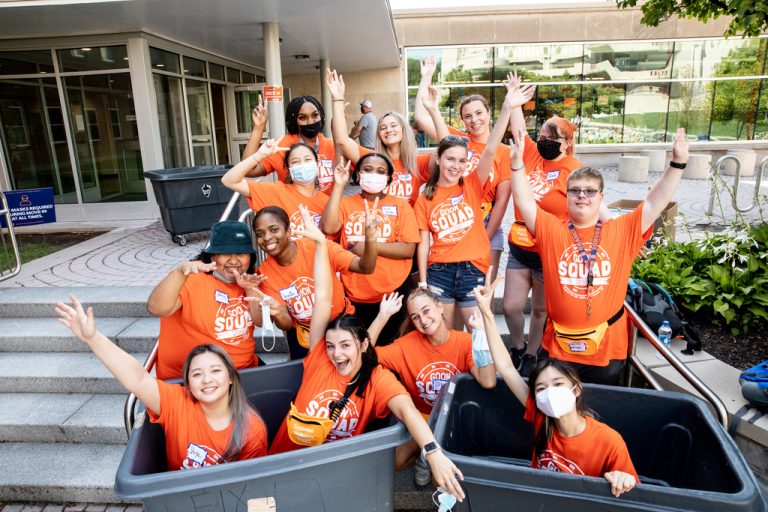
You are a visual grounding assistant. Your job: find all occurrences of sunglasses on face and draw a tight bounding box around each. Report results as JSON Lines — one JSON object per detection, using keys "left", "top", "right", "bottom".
{"left": 567, "top": 188, "right": 601, "bottom": 198}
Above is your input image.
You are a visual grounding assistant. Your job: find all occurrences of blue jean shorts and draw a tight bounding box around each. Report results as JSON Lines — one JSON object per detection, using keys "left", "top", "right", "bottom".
{"left": 483, "top": 215, "right": 504, "bottom": 251}
{"left": 506, "top": 241, "right": 544, "bottom": 281}
{"left": 427, "top": 261, "right": 486, "bottom": 308}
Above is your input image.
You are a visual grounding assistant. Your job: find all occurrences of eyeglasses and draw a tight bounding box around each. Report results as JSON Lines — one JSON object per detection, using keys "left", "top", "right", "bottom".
{"left": 566, "top": 188, "right": 601, "bottom": 198}
{"left": 444, "top": 134, "right": 470, "bottom": 144}
{"left": 537, "top": 134, "right": 564, "bottom": 142}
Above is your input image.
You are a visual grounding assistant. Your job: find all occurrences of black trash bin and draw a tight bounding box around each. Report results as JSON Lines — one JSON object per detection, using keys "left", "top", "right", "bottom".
{"left": 145, "top": 166, "right": 241, "bottom": 245}
{"left": 430, "top": 373, "right": 767, "bottom": 512}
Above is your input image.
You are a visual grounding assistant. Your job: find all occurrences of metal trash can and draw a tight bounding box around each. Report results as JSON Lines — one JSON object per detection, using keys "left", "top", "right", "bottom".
{"left": 430, "top": 373, "right": 767, "bottom": 511}
{"left": 145, "top": 166, "right": 241, "bottom": 246}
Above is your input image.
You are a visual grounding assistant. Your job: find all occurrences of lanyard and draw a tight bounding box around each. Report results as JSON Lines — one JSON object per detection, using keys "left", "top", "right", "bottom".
{"left": 298, "top": 133, "right": 320, "bottom": 153}
{"left": 567, "top": 220, "right": 602, "bottom": 320}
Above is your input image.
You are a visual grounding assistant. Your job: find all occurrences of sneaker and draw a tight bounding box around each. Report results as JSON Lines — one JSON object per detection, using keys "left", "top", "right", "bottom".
{"left": 519, "top": 354, "right": 537, "bottom": 378}
{"left": 510, "top": 342, "right": 527, "bottom": 369}
{"left": 414, "top": 455, "right": 431, "bottom": 487}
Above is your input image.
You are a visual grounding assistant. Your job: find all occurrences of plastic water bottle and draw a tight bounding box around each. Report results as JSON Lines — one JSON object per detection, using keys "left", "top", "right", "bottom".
{"left": 656, "top": 320, "right": 672, "bottom": 360}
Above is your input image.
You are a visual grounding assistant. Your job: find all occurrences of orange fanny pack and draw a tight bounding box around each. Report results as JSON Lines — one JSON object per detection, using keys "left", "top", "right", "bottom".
{"left": 286, "top": 403, "right": 335, "bottom": 447}
{"left": 552, "top": 308, "right": 624, "bottom": 356}
{"left": 294, "top": 322, "right": 311, "bottom": 349}
{"left": 510, "top": 220, "right": 536, "bottom": 248}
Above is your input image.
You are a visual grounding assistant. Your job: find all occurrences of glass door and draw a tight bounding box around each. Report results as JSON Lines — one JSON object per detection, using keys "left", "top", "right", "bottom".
{"left": 210, "top": 82, "right": 229, "bottom": 165}
{"left": 185, "top": 79, "right": 214, "bottom": 165}
{"left": 227, "top": 83, "right": 266, "bottom": 162}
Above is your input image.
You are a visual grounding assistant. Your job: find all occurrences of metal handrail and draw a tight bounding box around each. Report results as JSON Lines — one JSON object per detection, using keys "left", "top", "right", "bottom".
{"left": 624, "top": 301, "right": 729, "bottom": 430}
{"left": 707, "top": 154, "right": 765, "bottom": 216}
{"left": 0, "top": 192, "right": 21, "bottom": 283}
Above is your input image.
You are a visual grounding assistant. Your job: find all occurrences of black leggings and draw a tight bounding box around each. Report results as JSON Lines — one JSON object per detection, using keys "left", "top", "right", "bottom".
{"left": 351, "top": 276, "right": 415, "bottom": 347}
{"left": 540, "top": 348, "right": 625, "bottom": 386}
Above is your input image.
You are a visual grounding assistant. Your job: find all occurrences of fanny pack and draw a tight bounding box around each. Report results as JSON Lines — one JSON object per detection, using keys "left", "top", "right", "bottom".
{"left": 510, "top": 220, "right": 536, "bottom": 248}
{"left": 286, "top": 370, "right": 362, "bottom": 447}
{"left": 294, "top": 322, "right": 311, "bottom": 349}
{"left": 553, "top": 307, "right": 624, "bottom": 356}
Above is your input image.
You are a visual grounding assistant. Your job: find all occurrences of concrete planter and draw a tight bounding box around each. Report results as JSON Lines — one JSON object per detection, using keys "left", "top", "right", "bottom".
{"left": 683, "top": 153, "right": 712, "bottom": 180}
{"left": 618, "top": 155, "right": 649, "bottom": 183}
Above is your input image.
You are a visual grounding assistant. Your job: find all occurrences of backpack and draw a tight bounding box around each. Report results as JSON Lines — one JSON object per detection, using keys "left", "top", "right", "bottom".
{"left": 739, "top": 361, "right": 768, "bottom": 411}
{"left": 627, "top": 278, "right": 702, "bottom": 355}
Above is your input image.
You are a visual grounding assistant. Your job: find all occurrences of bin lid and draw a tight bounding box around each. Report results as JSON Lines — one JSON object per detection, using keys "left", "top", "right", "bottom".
{"left": 144, "top": 165, "right": 233, "bottom": 181}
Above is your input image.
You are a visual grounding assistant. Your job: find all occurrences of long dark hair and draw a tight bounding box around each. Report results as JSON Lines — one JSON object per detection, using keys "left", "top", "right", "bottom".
{"left": 285, "top": 95, "right": 325, "bottom": 135}
{"left": 528, "top": 358, "right": 592, "bottom": 460}
{"left": 282, "top": 142, "right": 319, "bottom": 186}
{"left": 423, "top": 135, "right": 468, "bottom": 200}
{"left": 181, "top": 344, "right": 261, "bottom": 462}
{"left": 326, "top": 315, "right": 379, "bottom": 400}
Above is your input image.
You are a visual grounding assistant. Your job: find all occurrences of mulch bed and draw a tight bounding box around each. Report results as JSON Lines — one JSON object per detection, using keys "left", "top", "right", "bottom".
{"left": 687, "top": 312, "right": 767, "bottom": 371}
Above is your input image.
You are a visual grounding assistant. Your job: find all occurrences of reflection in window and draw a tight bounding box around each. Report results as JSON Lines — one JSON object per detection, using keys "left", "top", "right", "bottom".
{"left": 583, "top": 41, "right": 673, "bottom": 81}
{"left": 440, "top": 47, "right": 492, "bottom": 84}
{"left": 406, "top": 48, "right": 442, "bottom": 86}
{"left": 623, "top": 82, "right": 670, "bottom": 143}
{"left": 153, "top": 74, "right": 189, "bottom": 168}
{"left": 150, "top": 47, "right": 180, "bottom": 74}
{"left": 755, "top": 79, "right": 768, "bottom": 140}
{"left": 226, "top": 67, "right": 240, "bottom": 84}
{"left": 0, "top": 50, "right": 54, "bottom": 75}
{"left": 580, "top": 84, "right": 625, "bottom": 143}
{"left": 183, "top": 56, "right": 206, "bottom": 78}
{"left": 534, "top": 84, "right": 582, "bottom": 135}
{"left": 667, "top": 80, "right": 712, "bottom": 141}
{"left": 57, "top": 46, "right": 128, "bottom": 72}
{"left": 672, "top": 38, "right": 765, "bottom": 79}
{"left": 209, "top": 63, "right": 225, "bottom": 81}
{"left": 710, "top": 78, "right": 761, "bottom": 140}
{"left": 494, "top": 44, "right": 583, "bottom": 82}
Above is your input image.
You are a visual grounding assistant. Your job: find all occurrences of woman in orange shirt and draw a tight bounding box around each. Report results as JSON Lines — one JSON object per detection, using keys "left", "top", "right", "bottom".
{"left": 222, "top": 140, "right": 328, "bottom": 241}
{"left": 268, "top": 205, "right": 467, "bottom": 505}
{"left": 320, "top": 153, "right": 420, "bottom": 345}
{"left": 472, "top": 273, "right": 638, "bottom": 498}
{"left": 251, "top": 203, "right": 377, "bottom": 359}
{"left": 55, "top": 301, "right": 267, "bottom": 471}
{"left": 326, "top": 69, "right": 429, "bottom": 205}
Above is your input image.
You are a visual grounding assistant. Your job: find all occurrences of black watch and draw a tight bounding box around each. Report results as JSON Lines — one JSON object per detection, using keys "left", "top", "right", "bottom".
{"left": 669, "top": 161, "right": 687, "bottom": 169}
{"left": 422, "top": 442, "right": 441, "bottom": 458}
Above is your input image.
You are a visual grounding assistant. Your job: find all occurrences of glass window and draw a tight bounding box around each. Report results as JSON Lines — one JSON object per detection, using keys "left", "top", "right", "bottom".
{"left": 583, "top": 41, "right": 673, "bottom": 81}
{"left": 150, "top": 47, "right": 180, "bottom": 74}
{"left": 256, "top": 75, "right": 266, "bottom": 83}
{"left": 754, "top": 79, "right": 768, "bottom": 140}
{"left": 623, "top": 82, "right": 670, "bottom": 143}
{"left": 183, "top": 56, "right": 206, "bottom": 78}
{"left": 579, "top": 83, "right": 625, "bottom": 143}
{"left": 242, "top": 71, "right": 255, "bottom": 84}
{"left": 56, "top": 46, "right": 128, "bottom": 72}
{"left": 667, "top": 80, "right": 712, "bottom": 141}
{"left": 226, "top": 67, "right": 241, "bottom": 84}
{"left": 672, "top": 38, "right": 765, "bottom": 79}
{"left": 153, "top": 74, "right": 189, "bottom": 168}
{"left": 185, "top": 79, "right": 214, "bottom": 165}
{"left": 209, "top": 63, "right": 225, "bottom": 81}
{"left": 533, "top": 84, "right": 582, "bottom": 136}
{"left": 0, "top": 50, "right": 54, "bottom": 75}
{"left": 440, "top": 47, "right": 493, "bottom": 84}
{"left": 406, "top": 48, "right": 442, "bottom": 86}
{"left": 0, "top": 77, "right": 77, "bottom": 203}
{"left": 493, "top": 44, "right": 584, "bottom": 82}
{"left": 710, "top": 78, "right": 761, "bottom": 140}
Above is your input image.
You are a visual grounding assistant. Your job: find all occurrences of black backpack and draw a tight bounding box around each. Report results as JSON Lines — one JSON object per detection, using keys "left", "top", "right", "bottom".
{"left": 627, "top": 278, "right": 702, "bottom": 355}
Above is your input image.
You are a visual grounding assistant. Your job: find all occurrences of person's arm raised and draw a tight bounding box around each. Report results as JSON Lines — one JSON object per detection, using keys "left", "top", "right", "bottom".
{"left": 508, "top": 71, "right": 530, "bottom": 138}
{"left": 471, "top": 268, "right": 529, "bottom": 406}
{"left": 413, "top": 55, "right": 439, "bottom": 140}
{"left": 326, "top": 69, "right": 362, "bottom": 163}
{"left": 508, "top": 128, "right": 538, "bottom": 235}
{"left": 367, "top": 292, "right": 403, "bottom": 346}
{"left": 241, "top": 105, "right": 269, "bottom": 176}
{"left": 642, "top": 127, "right": 688, "bottom": 233}
{"left": 221, "top": 138, "right": 280, "bottom": 197}
{"left": 347, "top": 197, "right": 381, "bottom": 275}
{"left": 56, "top": 296, "right": 160, "bottom": 415}
{"left": 422, "top": 85, "right": 450, "bottom": 142}
{"left": 146, "top": 260, "right": 216, "bottom": 317}
{"left": 417, "top": 230, "right": 430, "bottom": 287}
{"left": 299, "top": 204, "right": 333, "bottom": 350}
{"left": 319, "top": 161, "right": 351, "bottom": 236}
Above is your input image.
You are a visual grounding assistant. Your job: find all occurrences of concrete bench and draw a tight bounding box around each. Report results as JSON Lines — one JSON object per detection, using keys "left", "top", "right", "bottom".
{"left": 722, "top": 149, "right": 756, "bottom": 177}
{"left": 683, "top": 153, "right": 711, "bottom": 180}
{"left": 618, "top": 155, "right": 649, "bottom": 183}
{"left": 640, "top": 149, "right": 667, "bottom": 173}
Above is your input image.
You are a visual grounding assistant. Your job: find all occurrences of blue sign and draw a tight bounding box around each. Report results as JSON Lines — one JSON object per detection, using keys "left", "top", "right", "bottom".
{"left": 1, "top": 188, "right": 57, "bottom": 227}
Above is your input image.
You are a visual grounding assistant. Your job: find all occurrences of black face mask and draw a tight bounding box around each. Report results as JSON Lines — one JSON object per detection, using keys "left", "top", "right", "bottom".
{"left": 536, "top": 138, "right": 562, "bottom": 161}
{"left": 299, "top": 120, "right": 324, "bottom": 139}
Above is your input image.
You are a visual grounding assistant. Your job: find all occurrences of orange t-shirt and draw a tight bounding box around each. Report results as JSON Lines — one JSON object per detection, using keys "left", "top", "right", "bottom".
{"left": 268, "top": 339, "right": 408, "bottom": 454}
{"left": 524, "top": 396, "right": 638, "bottom": 480}
{"left": 335, "top": 194, "right": 420, "bottom": 302}
{"left": 376, "top": 329, "right": 475, "bottom": 416}
{"left": 246, "top": 181, "right": 329, "bottom": 241}
{"left": 414, "top": 171, "right": 491, "bottom": 272}
{"left": 156, "top": 273, "right": 256, "bottom": 381}
{"left": 257, "top": 238, "right": 355, "bottom": 327}
{"left": 148, "top": 380, "right": 268, "bottom": 470}
{"left": 536, "top": 206, "right": 646, "bottom": 366}
{"left": 257, "top": 133, "right": 336, "bottom": 193}
{"left": 358, "top": 146, "right": 430, "bottom": 205}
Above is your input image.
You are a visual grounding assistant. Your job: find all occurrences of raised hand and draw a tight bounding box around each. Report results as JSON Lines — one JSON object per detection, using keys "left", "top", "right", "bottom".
{"left": 422, "top": 85, "right": 441, "bottom": 112}
{"left": 363, "top": 196, "right": 382, "bottom": 240}
{"left": 251, "top": 105, "right": 268, "bottom": 131}
{"left": 254, "top": 138, "right": 279, "bottom": 160}
{"left": 333, "top": 160, "right": 351, "bottom": 187}
{"left": 471, "top": 266, "right": 502, "bottom": 313}
{"left": 55, "top": 295, "right": 97, "bottom": 343}
{"left": 233, "top": 270, "right": 266, "bottom": 291}
{"left": 503, "top": 72, "right": 536, "bottom": 109}
{"left": 671, "top": 127, "right": 688, "bottom": 164}
{"left": 178, "top": 260, "right": 216, "bottom": 276}
{"left": 509, "top": 128, "right": 526, "bottom": 170}
{"left": 420, "top": 55, "right": 437, "bottom": 80}
{"left": 298, "top": 203, "right": 325, "bottom": 243}
{"left": 326, "top": 69, "right": 346, "bottom": 100}
{"left": 379, "top": 292, "right": 403, "bottom": 319}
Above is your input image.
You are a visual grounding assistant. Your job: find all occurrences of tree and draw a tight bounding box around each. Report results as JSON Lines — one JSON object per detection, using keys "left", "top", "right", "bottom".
{"left": 615, "top": 0, "right": 768, "bottom": 38}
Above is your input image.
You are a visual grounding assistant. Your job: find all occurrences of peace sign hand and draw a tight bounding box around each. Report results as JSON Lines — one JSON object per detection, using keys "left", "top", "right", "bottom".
{"left": 298, "top": 203, "right": 325, "bottom": 243}
{"left": 251, "top": 105, "right": 268, "bottom": 130}
{"left": 509, "top": 128, "right": 526, "bottom": 169}
{"left": 363, "top": 196, "right": 382, "bottom": 240}
{"left": 334, "top": 160, "right": 351, "bottom": 187}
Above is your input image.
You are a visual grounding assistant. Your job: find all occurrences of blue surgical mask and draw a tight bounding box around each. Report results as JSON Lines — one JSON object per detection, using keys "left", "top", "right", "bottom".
{"left": 289, "top": 161, "right": 318, "bottom": 183}
{"left": 471, "top": 328, "right": 493, "bottom": 368}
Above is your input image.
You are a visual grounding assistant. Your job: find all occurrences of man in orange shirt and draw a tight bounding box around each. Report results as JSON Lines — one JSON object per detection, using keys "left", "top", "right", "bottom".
{"left": 508, "top": 126, "right": 689, "bottom": 384}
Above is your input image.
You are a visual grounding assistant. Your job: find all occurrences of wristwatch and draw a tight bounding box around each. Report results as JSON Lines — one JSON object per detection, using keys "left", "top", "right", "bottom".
{"left": 422, "top": 441, "right": 441, "bottom": 458}
{"left": 669, "top": 161, "right": 687, "bottom": 169}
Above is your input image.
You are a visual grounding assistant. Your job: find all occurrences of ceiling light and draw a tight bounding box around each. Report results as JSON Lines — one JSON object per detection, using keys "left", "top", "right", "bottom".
{"left": 293, "top": 54, "right": 310, "bottom": 61}
{"left": 156, "top": 64, "right": 165, "bottom": 68}
{"left": 81, "top": 47, "right": 92, "bottom": 52}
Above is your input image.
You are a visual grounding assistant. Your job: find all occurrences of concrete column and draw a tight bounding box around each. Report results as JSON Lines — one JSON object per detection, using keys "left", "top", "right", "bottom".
{"left": 640, "top": 149, "right": 667, "bottom": 173}
{"left": 618, "top": 156, "right": 649, "bottom": 183}
{"left": 683, "top": 153, "right": 712, "bottom": 180}
{"left": 320, "top": 59, "right": 332, "bottom": 137}
{"left": 263, "top": 22, "right": 285, "bottom": 138}
{"left": 722, "top": 149, "right": 756, "bottom": 177}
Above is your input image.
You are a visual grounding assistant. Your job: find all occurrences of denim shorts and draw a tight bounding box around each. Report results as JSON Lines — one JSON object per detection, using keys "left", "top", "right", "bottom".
{"left": 483, "top": 216, "right": 504, "bottom": 251}
{"left": 506, "top": 241, "right": 543, "bottom": 281}
{"left": 427, "top": 261, "right": 486, "bottom": 308}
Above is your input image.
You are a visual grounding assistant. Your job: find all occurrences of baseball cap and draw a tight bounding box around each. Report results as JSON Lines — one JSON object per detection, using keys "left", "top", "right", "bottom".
{"left": 361, "top": 100, "right": 373, "bottom": 109}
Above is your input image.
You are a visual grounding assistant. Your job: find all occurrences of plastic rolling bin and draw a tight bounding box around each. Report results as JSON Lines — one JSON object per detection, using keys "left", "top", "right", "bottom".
{"left": 115, "top": 360, "right": 409, "bottom": 512}
{"left": 430, "top": 373, "right": 767, "bottom": 512}
{"left": 145, "top": 166, "right": 240, "bottom": 246}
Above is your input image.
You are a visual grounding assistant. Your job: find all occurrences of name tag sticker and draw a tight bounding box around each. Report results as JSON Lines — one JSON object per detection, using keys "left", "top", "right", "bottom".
{"left": 187, "top": 443, "right": 207, "bottom": 465}
{"left": 280, "top": 285, "right": 299, "bottom": 301}
{"left": 399, "top": 174, "right": 412, "bottom": 182}
{"left": 450, "top": 194, "right": 464, "bottom": 206}
{"left": 382, "top": 205, "right": 398, "bottom": 216}
{"left": 546, "top": 171, "right": 560, "bottom": 181}
{"left": 214, "top": 290, "right": 229, "bottom": 304}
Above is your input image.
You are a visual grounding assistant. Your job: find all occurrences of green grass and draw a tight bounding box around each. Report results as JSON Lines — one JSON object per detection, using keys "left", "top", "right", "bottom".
{"left": 0, "top": 233, "right": 100, "bottom": 274}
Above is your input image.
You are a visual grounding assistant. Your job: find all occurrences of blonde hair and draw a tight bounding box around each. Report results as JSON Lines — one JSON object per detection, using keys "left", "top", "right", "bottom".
{"left": 375, "top": 111, "right": 417, "bottom": 173}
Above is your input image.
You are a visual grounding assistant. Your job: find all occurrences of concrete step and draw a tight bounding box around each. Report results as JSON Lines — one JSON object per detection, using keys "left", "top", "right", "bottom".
{"left": 0, "top": 442, "right": 129, "bottom": 503}
{"left": 0, "top": 393, "right": 126, "bottom": 444}
{"left": 0, "top": 287, "right": 153, "bottom": 318}
{"left": 0, "top": 352, "right": 148, "bottom": 394}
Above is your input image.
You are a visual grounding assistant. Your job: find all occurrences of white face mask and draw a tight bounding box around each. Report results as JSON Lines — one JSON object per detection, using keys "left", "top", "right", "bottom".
{"left": 358, "top": 173, "right": 389, "bottom": 194}
{"left": 535, "top": 385, "right": 577, "bottom": 418}
{"left": 260, "top": 301, "right": 276, "bottom": 352}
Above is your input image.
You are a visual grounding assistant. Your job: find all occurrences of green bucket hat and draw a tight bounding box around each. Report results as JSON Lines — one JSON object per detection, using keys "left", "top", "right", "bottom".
{"left": 204, "top": 221, "right": 255, "bottom": 254}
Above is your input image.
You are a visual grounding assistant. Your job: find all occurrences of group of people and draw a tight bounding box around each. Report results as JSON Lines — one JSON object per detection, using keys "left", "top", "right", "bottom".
{"left": 54, "top": 57, "right": 692, "bottom": 504}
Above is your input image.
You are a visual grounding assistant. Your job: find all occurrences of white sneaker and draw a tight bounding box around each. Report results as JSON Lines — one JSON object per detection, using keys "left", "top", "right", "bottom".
{"left": 414, "top": 455, "right": 432, "bottom": 487}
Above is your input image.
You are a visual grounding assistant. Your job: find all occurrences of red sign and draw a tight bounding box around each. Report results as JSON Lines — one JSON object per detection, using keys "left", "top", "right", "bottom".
{"left": 263, "top": 85, "right": 283, "bottom": 103}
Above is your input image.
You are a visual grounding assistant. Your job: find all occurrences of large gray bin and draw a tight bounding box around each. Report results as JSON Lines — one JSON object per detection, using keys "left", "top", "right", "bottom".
{"left": 431, "top": 373, "right": 767, "bottom": 511}
{"left": 145, "top": 166, "right": 240, "bottom": 245}
{"left": 114, "top": 360, "right": 409, "bottom": 512}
